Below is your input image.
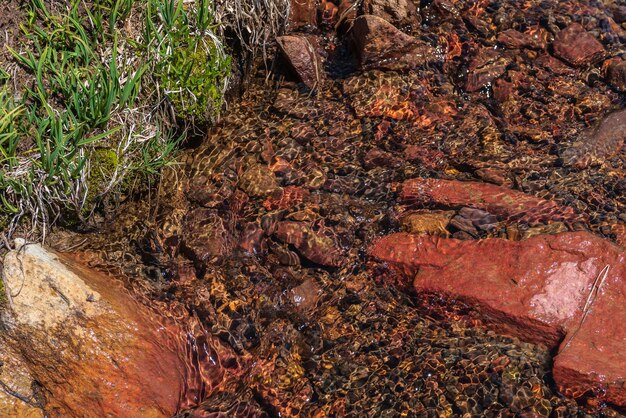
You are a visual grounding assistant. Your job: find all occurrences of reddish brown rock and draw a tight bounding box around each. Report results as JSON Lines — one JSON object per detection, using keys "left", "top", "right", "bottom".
{"left": 351, "top": 15, "right": 438, "bottom": 71}
{"left": 274, "top": 221, "right": 343, "bottom": 267}
{"left": 288, "top": 0, "right": 317, "bottom": 29}
{"left": 552, "top": 23, "right": 604, "bottom": 67}
{"left": 263, "top": 186, "right": 311, "bottom": 211}
{"left": 465, "top": 48, "right": 511, "bottom": 92}
{"left": 400, "top": 178, "right": 581, "bottom": 224}
{"left": 369, "top": 231, "right": 625, "bottom": 349}
{"left": 605, "top": 57, "right": 626, "bottom": 92}
{"left": 560, "top": 108, "right": 626, "bottom": 169}
{"left": 362, "top": 0, "right": 420, "bottom": 28}
{"left": 277, "top": 35, "right": 323, "bottom": 90}
{"left": 497, "top": 28, "right": 546, "bottom": 50}
{"left": 553, "top": 263, "right": 626, "bottom": 409}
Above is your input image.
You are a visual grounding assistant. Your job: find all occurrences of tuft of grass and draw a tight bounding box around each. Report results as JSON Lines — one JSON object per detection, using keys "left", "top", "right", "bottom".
{"left": 145, "top": 0, "right": 231, "bottom": 127}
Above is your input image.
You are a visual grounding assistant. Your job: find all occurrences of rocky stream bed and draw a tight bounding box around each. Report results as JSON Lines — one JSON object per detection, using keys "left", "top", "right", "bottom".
{"left": 2, "top": 0, "right": 626, "bottom": 416}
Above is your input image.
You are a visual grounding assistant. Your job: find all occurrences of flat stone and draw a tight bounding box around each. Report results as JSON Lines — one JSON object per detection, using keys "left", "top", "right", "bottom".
{"left": 553, "top": 263, "right": 626, "bottom": 408}
{"left": 368, "top": 231, "right": 626, "bottom": 408}
{"left": 552, "top": 23, "right": 604, "bottom": 67}
{"left": 400, "top": 178, "right": 582, "bottom": 224}
{"left": 277, "top": 35, "right": 323, "bottom": 90}
{"left": 351, "top": 15, "right": 438, "bottom": 71}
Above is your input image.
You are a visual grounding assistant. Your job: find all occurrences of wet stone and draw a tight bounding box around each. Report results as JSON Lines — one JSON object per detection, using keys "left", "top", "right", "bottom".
{"left": 350, "top": 15, "right": 438, "bottom": 71}
{"left": 552, "top": 23, "right": 605, "bottom": 67}
{"left": 277, "top": 35, "right": 324, "bottom": 89}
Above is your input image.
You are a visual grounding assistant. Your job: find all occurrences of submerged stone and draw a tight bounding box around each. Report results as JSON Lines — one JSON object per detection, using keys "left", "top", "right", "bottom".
{"left": 400, "top": 178, "right": 582, "bottom": 224}
{"left": 552, "top": 23, "right": 604, "bottom": 67}
{"left": 351, "top": 15, "right": 438, "bottom": 71}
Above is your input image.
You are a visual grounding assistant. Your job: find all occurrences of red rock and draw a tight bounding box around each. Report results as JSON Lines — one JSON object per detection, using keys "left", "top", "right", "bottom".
{"left": 368, "top": 231, "right": 625, "bottom": 348}
{"left": 362, "top": 0, "right": 420, "bottom": 28}
{"left": 351, "top": 15, "right": 438, "bottom": 71}
{"left": 465, "top": 48, "right": 510, "bottom": 92}
{"left": 274, "top": 221, "right": 343, "bottom": 267}
{"left": 497, "top": 28, "right": 546, "bottom": 50}
{"left": 553, "top": 260, "right": 626, "bottom": 408}
{"left": 400, "top": 178, "right": 582, "bottom": 224}
{"left": 288, "top": 0, "right": 317, "bottom": 29}
{"left": 263, "top": 186, "right": 311, "bottom": 211}
{"left": 552, "top": 23, "right": 604, "bottom": 67}
{"left": 277, "top": 35, "right": 323, "bottom": 89}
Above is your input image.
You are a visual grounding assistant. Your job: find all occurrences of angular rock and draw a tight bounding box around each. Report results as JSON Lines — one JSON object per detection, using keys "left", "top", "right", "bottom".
{"left": 605, "top": 58, "right": 626, "bottom": 92}
{"left": 362, "top": 0, "right": 420, "bottom": 28}
{"left": 277, "top": 35, "right": 323, "bottom": 90}
{"left": 560, "top": 108, "right": 626, "bottom": 169}
{"left": 274, "top": 221, "right": 343, "bottom": 267}
{"left": 553, "top": 262, "right": 626, "bottom": 409}
{"left": 288, "top": 0, "right": 317, "bottom": 29}
{"left": 351, "top": 15, "right": 438, "bottom": 71}
{"left": 465, "top": 48, "right": 510, "bottom": 92}
{"left": 401, "top": 178, "right": 582, "bottom": 224}
{"left": 369, "top": 231, "right": 625, "bottom": 349}
{"left": 552, "top": 23, "right": 604, "bottom": 67}
{"left": 1, "top": 239, "right": 185, "bottom": 417}
{"left": 497, "top": 29, "right": 546, "bottom": 50}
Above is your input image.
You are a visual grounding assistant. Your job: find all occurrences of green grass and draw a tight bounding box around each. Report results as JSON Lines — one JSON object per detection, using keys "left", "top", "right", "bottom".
{"left": 0, "top": 0, "right": 231, "bottom": 239}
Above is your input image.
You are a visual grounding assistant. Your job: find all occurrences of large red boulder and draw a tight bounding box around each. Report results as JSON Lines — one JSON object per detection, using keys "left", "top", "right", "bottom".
{"left": 368, "top": 231, "right": 626, "bottom": 408}
{"left": 400, "top": 178, "right": 582, "bottom": 224}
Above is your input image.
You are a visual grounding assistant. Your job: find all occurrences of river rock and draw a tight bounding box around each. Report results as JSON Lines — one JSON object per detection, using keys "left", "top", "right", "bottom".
{"left": 605, "top": 57, "right": 626, "bottom": 91}
{"left": 552, "top": 23, "right": 604, "bottom": 67}
{"left": 553, "top": 262, "right": 626, "bottom": 409}
{"left": 560, "top": 108, "right": 626, "bottom": 169}
{"left": 1, "top": 239, "right": 184, "bottom": 417}
{"left": 368, "top": 231, "right": 625, "bottom": 348}
{"left": 277, "top": 35, "right": 323, "bottom": 90}
{"left": 351, "top": 15, "right": 437, "bottom": 71}
{"left": 401, "top": 178, "right": 582, "bottom": 224}
{"left": 369, "top": 231, "right": 626, "bottom": 408}
{"left": 362, "top": 0, "right": 420, "bottom": 28}
{"left": 274, "top": 221, "right": 343, "bottom": 267}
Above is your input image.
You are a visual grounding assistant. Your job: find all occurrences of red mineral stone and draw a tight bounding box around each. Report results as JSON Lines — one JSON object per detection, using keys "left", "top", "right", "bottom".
{"left": 553, "top": 260, "right": 626, "bottom": 409}
{"left": 368, "top": 231, "right": 626, "bottom": 408}
{"left": 552, "top": 23, "right": 605, "bottom": 67}
{"left": 400, "top": 178, "right": 582, "bottom": 224}
{"left": 351, "top": 15, "right": 438, "bottom": 71}
{"left": 263, "top": 186, "right": 311, "bottom": 211}
{"left": 274, "top": 221, "right": 343, "bottom": 267}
